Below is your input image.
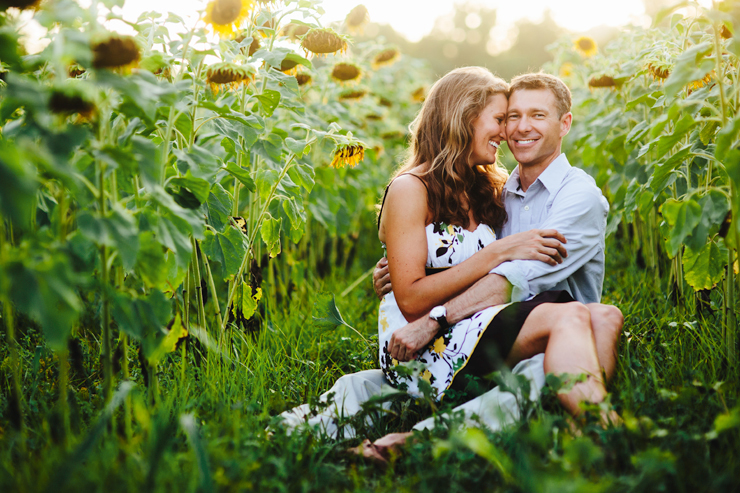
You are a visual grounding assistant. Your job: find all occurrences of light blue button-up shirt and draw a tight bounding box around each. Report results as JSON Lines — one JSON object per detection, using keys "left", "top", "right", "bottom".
{"left": 490, "top": 153, "right": 609, "bottom": 304}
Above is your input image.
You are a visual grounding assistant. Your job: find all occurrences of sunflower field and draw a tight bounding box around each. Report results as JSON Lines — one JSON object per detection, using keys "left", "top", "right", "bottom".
{"left": 1, "top": 0, "right": 740, "bottom": 491}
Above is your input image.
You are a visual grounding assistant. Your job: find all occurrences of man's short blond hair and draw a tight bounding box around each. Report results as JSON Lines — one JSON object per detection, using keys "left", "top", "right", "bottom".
{"left": 509, "top": 73, "right": 572, "bottom": 118}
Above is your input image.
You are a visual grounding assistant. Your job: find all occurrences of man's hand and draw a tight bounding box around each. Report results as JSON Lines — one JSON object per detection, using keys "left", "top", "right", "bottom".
{"left": 373, "top": 257, "right": 392, "bottom": 299}
{"left": 389, "top": 316, "right": 439, "bottom": 362}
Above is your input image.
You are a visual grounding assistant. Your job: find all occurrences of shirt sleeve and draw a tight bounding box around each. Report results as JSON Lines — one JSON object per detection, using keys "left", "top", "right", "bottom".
{"left": 490, "top": 184, "right": 608, "bottom": 301}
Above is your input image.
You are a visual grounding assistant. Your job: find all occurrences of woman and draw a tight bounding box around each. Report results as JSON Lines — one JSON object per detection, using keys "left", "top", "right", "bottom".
{"left": 373, "top": 67, "right": 618, "bottom": 447}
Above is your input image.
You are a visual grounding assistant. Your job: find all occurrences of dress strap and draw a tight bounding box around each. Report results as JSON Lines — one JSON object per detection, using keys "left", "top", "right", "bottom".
{"left": 377, "top": 173, "right": 429, "bottom": 230}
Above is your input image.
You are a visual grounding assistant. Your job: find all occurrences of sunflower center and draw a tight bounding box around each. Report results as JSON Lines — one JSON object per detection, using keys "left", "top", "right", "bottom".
{"left": 211, "top": 0, "right": 242, "bottom": 25}
{"left": 578, "top": 39, "right": 594, "bottom": 50}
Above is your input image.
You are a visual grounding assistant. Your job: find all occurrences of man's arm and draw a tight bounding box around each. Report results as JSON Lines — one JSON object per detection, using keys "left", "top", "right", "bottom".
{"left": 491, "top": 185, "right": 608, "bottom": 301}
{"left": 389, "top": 274, "right": 511, "bottom": 361}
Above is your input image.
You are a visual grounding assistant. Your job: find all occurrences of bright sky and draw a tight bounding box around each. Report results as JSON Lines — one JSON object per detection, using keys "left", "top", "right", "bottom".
{"left": 113, "top": 0, "right": 651, "bottom": 41}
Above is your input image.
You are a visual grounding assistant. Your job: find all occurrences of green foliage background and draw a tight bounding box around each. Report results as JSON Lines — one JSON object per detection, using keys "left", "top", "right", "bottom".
{"left": 0, "top": 0, "right": 739, "bottom": 491}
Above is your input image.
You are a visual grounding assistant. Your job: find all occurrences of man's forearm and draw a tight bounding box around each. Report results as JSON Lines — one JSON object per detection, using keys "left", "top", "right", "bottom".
{"left": 444, "top": 273, "right": 512, "bottom": 325}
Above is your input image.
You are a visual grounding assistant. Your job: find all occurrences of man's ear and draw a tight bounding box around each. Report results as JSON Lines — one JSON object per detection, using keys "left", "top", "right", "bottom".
{"left": 560, "top": 112, "right": 573, "bottom": 137}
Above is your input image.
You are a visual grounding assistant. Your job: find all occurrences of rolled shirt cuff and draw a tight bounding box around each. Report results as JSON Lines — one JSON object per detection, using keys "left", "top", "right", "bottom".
{"left": 490, "top": 263, "right": 530, "bottom": 302}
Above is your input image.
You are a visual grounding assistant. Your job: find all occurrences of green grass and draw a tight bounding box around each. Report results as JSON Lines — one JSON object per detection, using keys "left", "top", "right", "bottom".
{"left": 1, "top": 232, "right": 739, "bottom": 492}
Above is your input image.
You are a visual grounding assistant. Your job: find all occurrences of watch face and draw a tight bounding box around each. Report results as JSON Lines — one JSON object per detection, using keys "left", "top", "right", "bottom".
{"left": 430, "top": 306, "right": 446, "bottom": 319}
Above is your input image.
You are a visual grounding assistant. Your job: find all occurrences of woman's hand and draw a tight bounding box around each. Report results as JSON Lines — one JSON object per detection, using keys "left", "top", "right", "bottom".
{"left": 490, "top": 229, "right": 568, "bottom": 266}
{"left": 389, "top": 316, "right": 439, "bottom": 361}
{"left": 373, "top": 257, "right": 392, "bottom": 299}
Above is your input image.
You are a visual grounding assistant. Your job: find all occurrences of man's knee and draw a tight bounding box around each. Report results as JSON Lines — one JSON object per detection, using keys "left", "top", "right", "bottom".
{"left": 551, "top": 302, "right": 592, "bottom": 337}
{"left": 588, "top": 304, "right": 624, "bottom": 342}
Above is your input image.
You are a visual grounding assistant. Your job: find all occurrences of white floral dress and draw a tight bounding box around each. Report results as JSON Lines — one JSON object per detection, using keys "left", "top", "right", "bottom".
{"left": 378, "top": 222, "right": 512, "bottom": 400}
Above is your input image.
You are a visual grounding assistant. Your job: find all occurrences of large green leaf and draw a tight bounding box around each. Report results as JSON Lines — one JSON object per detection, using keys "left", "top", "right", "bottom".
{"left": 135, "top": 231, "right": 168, "bottom": 290}
{"left": 77, "top": 203, "right": 140, "bottom": 269}
{"left": 202, "top": 226, "right": 247, "bottom": 280}
{"left": 256, "top": 89, "right": 281, "bottom": 117}
{"left": 683, "top": 239, "right": 728, "bottom": 290}
{"left": 661, "top": 198, "right": 703, "bottom": 257}
{"left": 169, "top": 172, "right": 211, "bottom": 204}
{"left": 203, "top": 183, "right": 232, "bottom": 233}
{"left": 663, "top": 42, "right": 714, "bottom": 97}
{"left": 147, "top": 314, "right": 187, "bottom": 367}
{"left": 223, "top": 162, "right": 256, "bottom": 192}
{"left": 260, "top": 214, "right": 282, "bottom": 258}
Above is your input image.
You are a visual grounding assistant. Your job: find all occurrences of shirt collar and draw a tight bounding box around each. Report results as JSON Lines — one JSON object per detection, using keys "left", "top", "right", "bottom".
{"left": 536, "top": 153, "right": 571, "bottom": 192}
{"left": 505, "top": 153, "right": 571, "bottom": 194}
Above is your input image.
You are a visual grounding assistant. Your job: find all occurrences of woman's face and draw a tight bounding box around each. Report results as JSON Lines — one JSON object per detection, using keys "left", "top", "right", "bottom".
{"left": 469, "top": 93, "right": 508, "bottom": 167}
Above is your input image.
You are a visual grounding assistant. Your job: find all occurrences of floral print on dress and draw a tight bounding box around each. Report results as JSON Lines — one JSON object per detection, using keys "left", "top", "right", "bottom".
{"left": 379, "top": 221, "right": 511, "bottom": 400}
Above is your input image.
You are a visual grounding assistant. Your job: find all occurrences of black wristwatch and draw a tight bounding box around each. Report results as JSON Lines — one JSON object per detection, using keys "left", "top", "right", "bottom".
{"left": 429, "top": 305, "right": 450, "bottom": 330}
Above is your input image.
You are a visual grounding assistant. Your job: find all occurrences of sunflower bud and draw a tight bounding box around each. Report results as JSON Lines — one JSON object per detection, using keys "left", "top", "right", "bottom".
{"left": 646, "top": 62, "right": 671, "bottom": 80}
{"left": 301, "top": 28, "right": 348, "bottom": 56}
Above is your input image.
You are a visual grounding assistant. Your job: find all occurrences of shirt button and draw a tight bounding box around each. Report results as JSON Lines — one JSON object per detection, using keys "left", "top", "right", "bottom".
{"left": 524, "top": 205, "right": 530, "bottom": 211}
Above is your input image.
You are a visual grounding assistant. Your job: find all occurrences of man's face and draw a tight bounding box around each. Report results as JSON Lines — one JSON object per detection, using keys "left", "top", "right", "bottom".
{"left": 505, "top": 88, "right": 571, "bottom": 168}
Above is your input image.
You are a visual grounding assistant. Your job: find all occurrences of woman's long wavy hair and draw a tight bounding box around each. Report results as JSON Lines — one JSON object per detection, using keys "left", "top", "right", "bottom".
{"left": 392, "top": 67, "right": 509, "bottom": 230}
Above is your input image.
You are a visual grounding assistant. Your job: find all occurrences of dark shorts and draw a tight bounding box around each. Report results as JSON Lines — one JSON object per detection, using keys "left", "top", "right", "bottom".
{"left": 447, "top": 290, "right": 575, "bottom": 398}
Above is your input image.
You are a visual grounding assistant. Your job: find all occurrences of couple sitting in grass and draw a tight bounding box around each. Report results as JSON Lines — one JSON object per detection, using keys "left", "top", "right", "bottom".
{"left": 280, "top": 68, "right": 624, "bottom": 460}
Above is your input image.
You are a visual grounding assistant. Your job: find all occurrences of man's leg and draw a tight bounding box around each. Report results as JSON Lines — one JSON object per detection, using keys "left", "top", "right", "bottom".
{"left": 278, "top": 370, "right": 389, "bottom": 439}
{"left": 586, "top": 304, "right": 623, "bottom": 382}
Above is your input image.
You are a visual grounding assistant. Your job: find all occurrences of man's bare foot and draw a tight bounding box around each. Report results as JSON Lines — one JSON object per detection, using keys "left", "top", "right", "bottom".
{"left": 347, "top": 432, "right": 414, "bottom": 464}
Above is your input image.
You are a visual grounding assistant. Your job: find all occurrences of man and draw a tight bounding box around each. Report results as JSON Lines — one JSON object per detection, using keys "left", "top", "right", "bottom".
{"left": 279, "top": 73, "right": 623, "bottom": 443}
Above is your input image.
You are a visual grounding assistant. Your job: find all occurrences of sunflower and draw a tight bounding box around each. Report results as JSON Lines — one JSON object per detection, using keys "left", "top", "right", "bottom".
{"left": 282, "top": 23, "right": 310, "bottom": 40}
{"left": 259, "top": 17, "right": 277, "bottom": 37}
{"left": 331, "top": 62, "right": 362, "bottom": 83}
{"left": 206, "top": 62, "right": 255, "bottom": 93}
{"left": 411, "top": 86, "right": 426, "bottom": 102}
{"left": 381, "top": 130, "right": 403, "bottom": 140}
{"left": 588, "top": 75, "right": 618, "bottom": 88}
{"left": 49, "top": 87, "right": 96, "bottom": 120}
{"left": 279, "top": 57, "right": 299, "bottom": 73}
{"left": 365, "top": 113, "right": 383, "bottom": 121}
{"left": 378, "top": 96, "right": 392, "bottom": 107}
{"left": 204, "top": 0, "right": 253, "bottom": 38}
{"left": 371, "top": 48, "right": 400, "bottom": 69}
{"left": 339, "top": 88, "right": 367, "bottom": 101}
{"left": 345, "top": 5, "right": 369, "bottom": 32}
{"left": 301, "top": 28, "right": 348, "bottom": 56}
{"left": 688, "top": 71, "right": 714, "bottom": 94}
{"left": 91, "top": 35, "right": 141, "bottom": 70}
{"left": 721, "top": 24, "right": 732, "bottom": 39}
{"left": 574, "top": 36, "right": 597, "bottom": 57}
{"left": 1, "top": 0, "right": 41, "bottom": 11}
{"left": 236, "top": 33, "right": 261, "bottom": 56}
{"left": 68, "top": 64, "right": 86, "bottom": 78}
{"left": 646, "top": 62, "right": 671, "bottom": 81}
{"left": 295, "top": 72, "right": 312, "bottom": 86}
{"left": 330, "top": 143, "right": 365, "bottom": 168}
{"left": 559, "top": 62, "right": 573, "bottom": 78}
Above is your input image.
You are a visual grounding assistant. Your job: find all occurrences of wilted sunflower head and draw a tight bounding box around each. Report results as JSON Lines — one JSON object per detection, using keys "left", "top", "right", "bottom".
{"left": 92, "top": 35, "right": 141, "bottom": 70}
{"left": 646, "top": 61, "right": 671, "bottom": 81}
{"left": 49, "top": 86, "right": 96, "bottom": 120}
{"left": 68, "top": 64, "right": 86, "bottom": 78}
{"left": 0, "top": 0, "right": 41, "bottom": 11}
{"left": 378, "top": 96, "right": 392, "bottom": 107}
{"left": 331, "top": 62, "right": 362, "bottom": 83}
{"left": 259, "top": 16, "right": 277, "bottom": 37}
{"left": 588, "top": 74, "right": 618, "bottom": 89}
{"left": 688, "top": 71, "right": 714, "bottom": 94}
{"left": 721, "top": 24, "right": 732, "bottom": 39}
{"left": 295, "top": 72, "right": 312, "bottom": 86}
{"left": 339, "top": 88, "right": 367, "bottom": 101}
{"left": 206, "top": 62, "right": 255, "bottom": 92}
{"left": 345, "top": 5, "right": 369, "bottom": 32}
{"left": 301, "top": 28, "right": 348, "bottom": 56}
{"left": 371, "top": 48, "right": 400, "bottom": 69}
{"left": 282, "top": 23, "right": 310, "bottom": 40}
{"left": 574, "top": 36, "right": 597, "bottom": 57}
{"left": 205, "top": 0, "right": 253, "bottom": 38}
{"left": 365, "top": 113, "right": 383, "bottom": 121}
{"left": 330, "top": 142, "right": 366, "bottom": 168}
{"left": 381, "top": 130, "right": 403, "bottom": 140}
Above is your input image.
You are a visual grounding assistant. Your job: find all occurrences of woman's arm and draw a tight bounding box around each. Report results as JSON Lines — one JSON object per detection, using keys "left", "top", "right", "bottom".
{"left": 380, "top": 176, "right": 567, "bottom": 321}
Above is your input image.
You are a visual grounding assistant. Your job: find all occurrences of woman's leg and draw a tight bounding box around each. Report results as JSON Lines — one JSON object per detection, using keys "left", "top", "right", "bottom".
{"left": 585, "top": 304, "right": 623, "bottom": 382}
{"left": 505, "top": 302, "right": 608, "bottom": 418}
